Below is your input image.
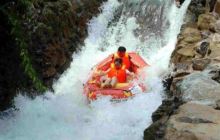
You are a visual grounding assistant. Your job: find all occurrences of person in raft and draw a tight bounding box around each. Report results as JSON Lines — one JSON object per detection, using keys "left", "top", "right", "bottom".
{"left": 111, "top": 46, "right": 133, "bottom": 72}
{"left": 95, "top": 58, "right": 135, "bottom": 88}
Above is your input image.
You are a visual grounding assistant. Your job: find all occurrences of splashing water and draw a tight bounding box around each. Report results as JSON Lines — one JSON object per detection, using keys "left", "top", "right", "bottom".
{"left": 0, "top": 0, "right": 190, "bottom": 140}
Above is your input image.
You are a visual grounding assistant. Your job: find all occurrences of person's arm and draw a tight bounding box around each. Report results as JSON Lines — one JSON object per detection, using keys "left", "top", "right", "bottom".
{"left": 94, "top": 68, "right": 110, "bottom": 77}
{"left": 126, "top": 69, "right": 135, "bottom": 81}
{"left": 100, "top": 68, "right": 111, "bottom": 76}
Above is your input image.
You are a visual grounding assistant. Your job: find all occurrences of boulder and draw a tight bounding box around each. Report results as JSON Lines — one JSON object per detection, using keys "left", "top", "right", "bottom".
{"left": 213, "top": 20, "right": 220, "bottom": 33}
{"left": 172, "top": 62, "right": 193, "bottom": 77}
{"left": 171, "top": 27, "right": 201, "bottom": 64}
{"left": 197, "top": 13, "right": 217, "bottom": 30}
{"left": 181, "top": 27, "right": 202, "bottom": 43}
{"left": 195, "top": 41, "right": 210, "bottom": 57}
{"left": 180, "top": 72, "right": 220, "bottom": 105}
{"left": 208, "top": 64, "right": 220, "bottom": 83}
{"left": 192, "top": 58, "right": 211, "bottom": 70}
{"left": 215, "top": 99, "right": 220, "bottom": 109}
{"left": 177, "top": 47, "right": 195, "bottom": 57}
{"left": 208, "top": 33, "right": 220, "bottom": 58}
{"left": 212, "top": 70, "right": 220, "bottom": 83}
{"left": 201, "top": 30, "right": 211, "bottom": 39}
{"left": 165, "top": 103, "right": 220, "bottom": 140}
{"left": 171, "top": 45, "right": 196, "bottom": 64}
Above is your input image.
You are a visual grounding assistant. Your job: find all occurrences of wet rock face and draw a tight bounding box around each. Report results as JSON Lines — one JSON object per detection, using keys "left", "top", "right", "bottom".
{"left": 171, "top": 15, "right": 220, "bottom": 69}
{"left": 144, "top": 0, "right": 220, "bottom": 139}
{"left": 27, "top": 0, "right": 106, "bottom": 86}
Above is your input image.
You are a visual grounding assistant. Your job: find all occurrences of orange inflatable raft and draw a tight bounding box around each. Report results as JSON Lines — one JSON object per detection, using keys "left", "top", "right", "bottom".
{"left": 83, "top": 52, "right": 149, "bottom": 101}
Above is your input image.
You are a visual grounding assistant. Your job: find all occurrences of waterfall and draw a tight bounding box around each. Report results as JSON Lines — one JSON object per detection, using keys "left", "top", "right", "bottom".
{"left": 0, "top": 0, "right": 191, "bottom": 140}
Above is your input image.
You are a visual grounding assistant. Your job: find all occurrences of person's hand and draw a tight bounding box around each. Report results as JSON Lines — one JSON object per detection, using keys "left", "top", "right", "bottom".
{"left": 126, "top": 72, "right": 134, "bottom": 81}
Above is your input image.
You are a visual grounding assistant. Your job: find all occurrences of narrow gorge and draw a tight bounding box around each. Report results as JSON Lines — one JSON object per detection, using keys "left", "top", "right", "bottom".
{"left": 1, "top": 0, "right": 220, "bottom": 140}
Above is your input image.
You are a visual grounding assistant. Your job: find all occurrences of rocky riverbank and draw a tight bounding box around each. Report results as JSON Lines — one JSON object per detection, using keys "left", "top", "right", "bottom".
{"left": 0, "top": 0, "right": 105, "bottom": 110}
{"left": 144, "top": 0, "right": 220, "bottom": 139}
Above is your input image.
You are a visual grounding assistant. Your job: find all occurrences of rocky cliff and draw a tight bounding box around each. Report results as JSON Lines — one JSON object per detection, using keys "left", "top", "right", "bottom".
{"left": 0, "top": 0, "right": 105, "bottom": 111}
{"left": 144, "top": 0, "right": 220, "bottom": 139}
{"left": 26, "top": 0, "right": 106, "bottom": 86}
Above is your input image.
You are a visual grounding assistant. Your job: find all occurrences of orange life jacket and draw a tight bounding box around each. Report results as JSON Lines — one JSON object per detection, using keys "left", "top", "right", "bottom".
{"left": 113, "top": 52, "right": 131, "bottom": 70}
{"left": 108, "top": 63, "right": 127, "bottom": 83}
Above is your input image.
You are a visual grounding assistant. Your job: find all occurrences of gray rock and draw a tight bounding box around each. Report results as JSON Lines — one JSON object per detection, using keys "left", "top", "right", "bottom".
{"left": 180, "top": 72, "right": 220, "bottom": 106}
{"left": 196, "top": 41, "right": 210, "bottom": 57}
{"left": 214, "top": 20, "right": 220, "bottom": 33}
{"left": 165, "top": 103, "right": 220, "bottom": 140}
{"left": 192, "top": 58, "right": 211, "bottom": 70}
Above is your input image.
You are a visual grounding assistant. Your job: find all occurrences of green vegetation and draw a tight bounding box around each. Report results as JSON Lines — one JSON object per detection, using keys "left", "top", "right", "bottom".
{"left": 1, "top": 0, "right": 47, "bottom": 92}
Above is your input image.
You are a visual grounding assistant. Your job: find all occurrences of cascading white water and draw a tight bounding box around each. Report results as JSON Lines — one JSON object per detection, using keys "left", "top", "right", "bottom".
{"left": 0, "top": 0, "right": 190, "bottom": 140}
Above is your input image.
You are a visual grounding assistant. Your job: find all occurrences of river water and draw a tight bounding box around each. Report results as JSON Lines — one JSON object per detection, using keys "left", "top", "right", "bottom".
{"left": 0, "top": 0, "right": 190, "bottom": 140}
